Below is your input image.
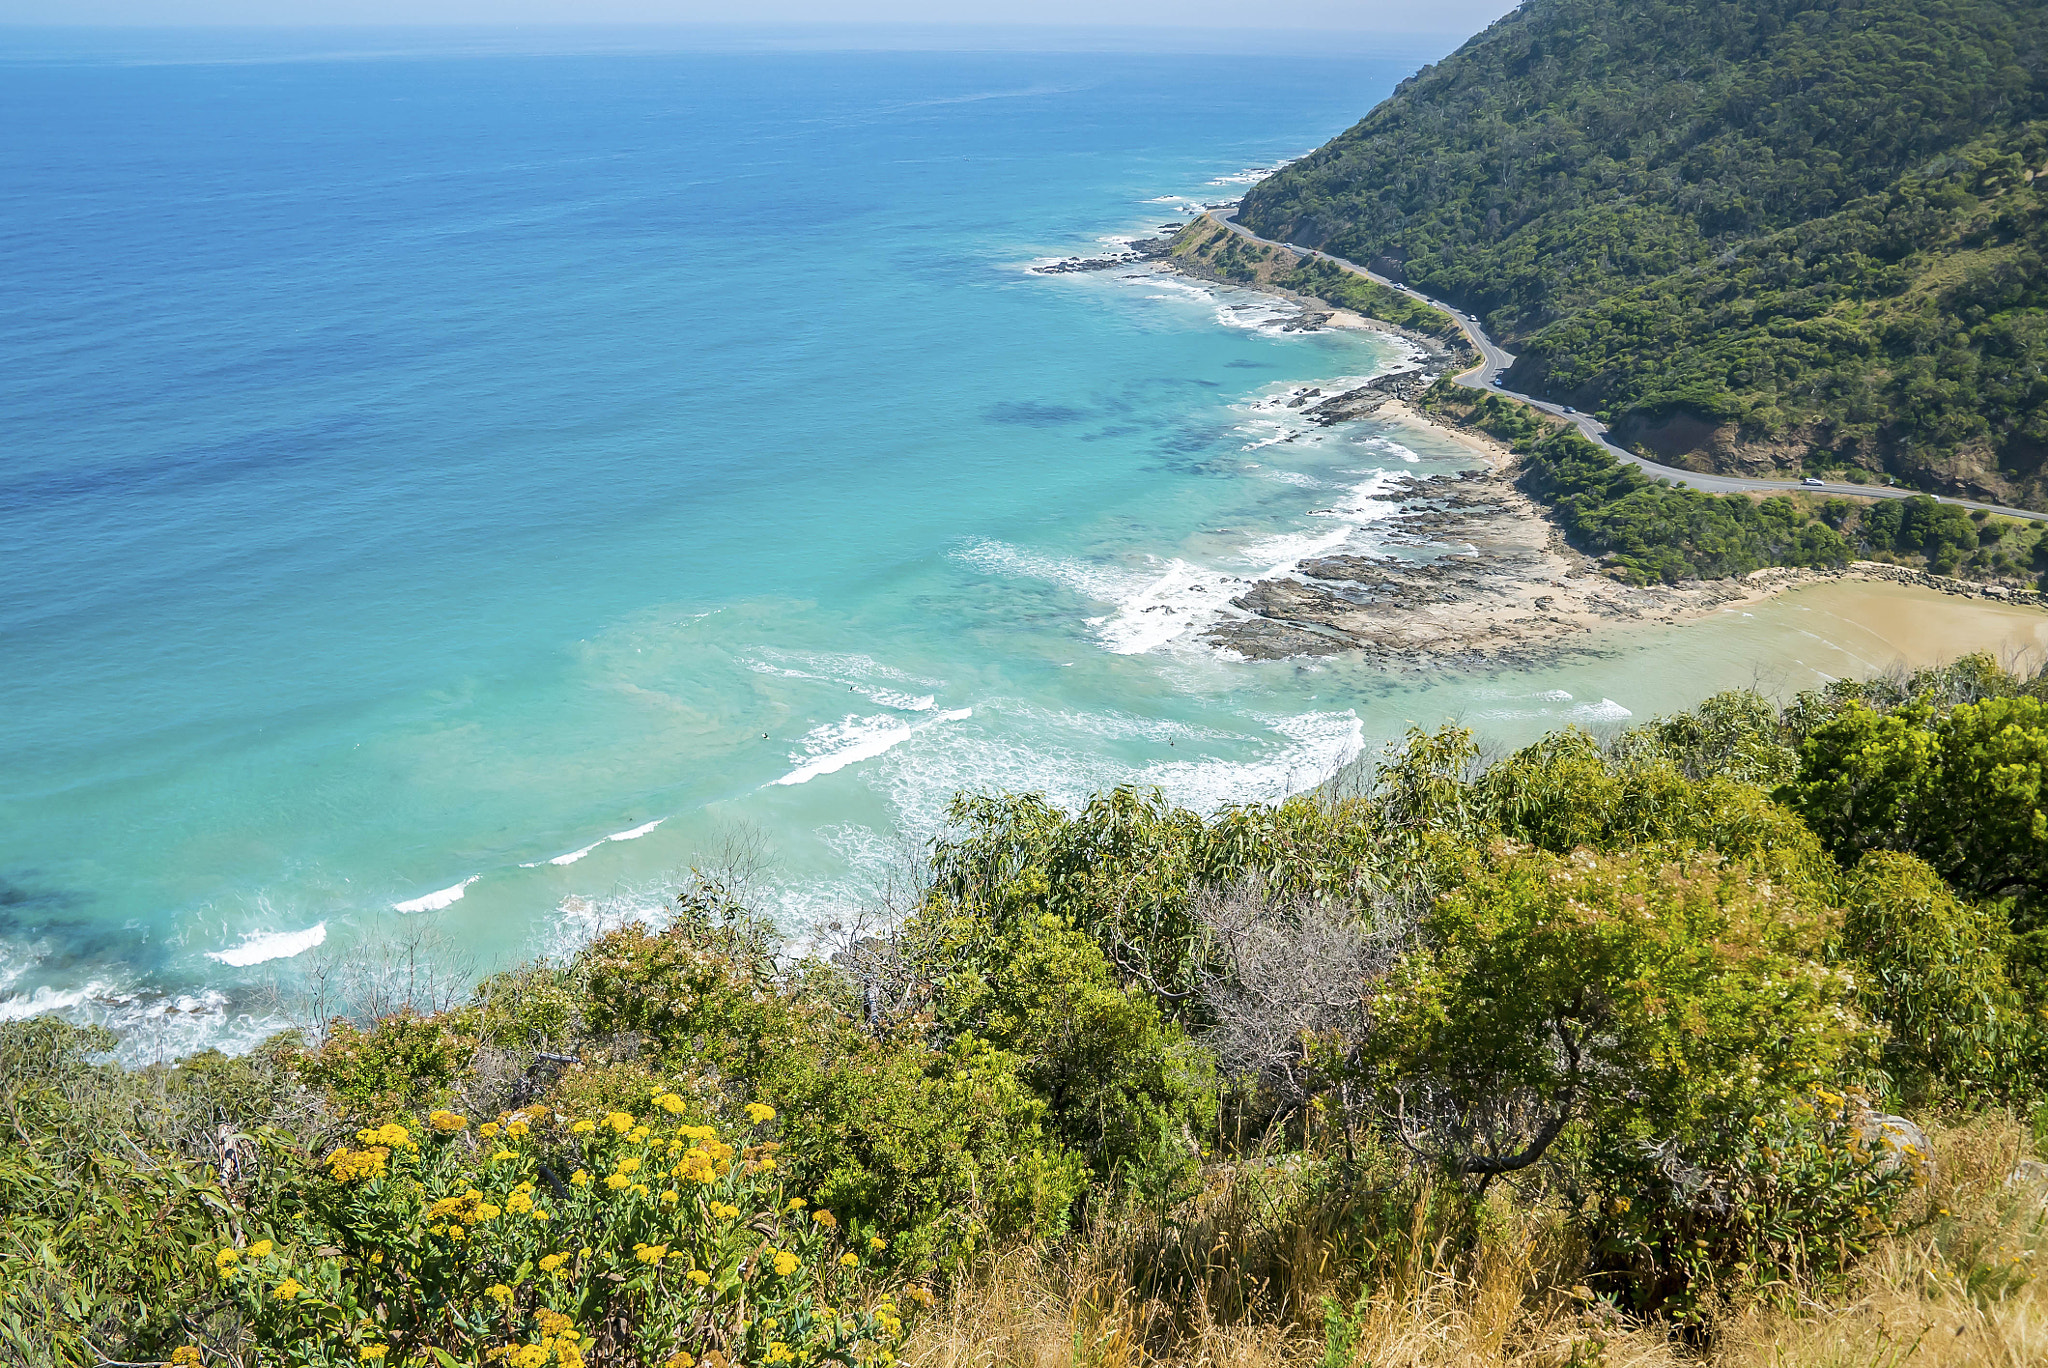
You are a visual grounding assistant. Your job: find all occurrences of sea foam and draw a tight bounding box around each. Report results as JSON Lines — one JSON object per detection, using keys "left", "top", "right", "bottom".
{"left": 393, "top": 875, "right": 478, "bottom": 913}
{"left": 773, "top": 708, "right": 973, "bottom": 787}
{"left": 205, "top": 922, "right": 327, "bottom": 967}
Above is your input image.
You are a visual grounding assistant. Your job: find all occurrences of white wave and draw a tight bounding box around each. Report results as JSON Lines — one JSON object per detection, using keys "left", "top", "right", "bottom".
{"left": 1140, "top": 276, "right": 1217, "bottom": 301}
{"left": 871, "top": 704, "right": 1363, "bottom": 838}
{"left": 0, "top": 981, "right": 107, "bottom": 1022}
{"left": 773, "top": 708, "right": 974, "bottom": 787}
{"left": 1091, "top": 557, "right": 1243, "bottom": 655}
{"left": 0, "top": 977, "right": 289, "bottom": 1065}
{"left": 1567, "top": 698, "right": 1634, "bottom": 723}
{"left": 1358, "top": 434, "right": 1422, "bottom": 464}
{"left": 527, "top": 815, "right": 668, "bottom": 868}
{"left": 393, "top": 875, "right": 478, "bottom": 913}
{"left": 205, "top": 922, "right": 327, "bottom": 967}
{"left": 953, "top": 538, "right": 1147, "bottom": 604}
{"left": 744, "top": 660, "right": 938, "bottom": 713}
{"left": 1471, "top": 688, "right": 1574, "bottom": 702}
{"left": 1133, "top": 710, "right": 1366, "bottom": 812}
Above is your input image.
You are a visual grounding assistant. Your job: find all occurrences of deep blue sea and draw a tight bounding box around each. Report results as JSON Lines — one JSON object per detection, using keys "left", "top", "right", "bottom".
{"left": 0, "top": 28, "right": 1912, "bottom": 1058}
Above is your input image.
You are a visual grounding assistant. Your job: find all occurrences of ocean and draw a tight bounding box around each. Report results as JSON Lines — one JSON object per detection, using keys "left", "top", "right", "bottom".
{"left": 0, "top": 28, "right": 1922, "bottom": 1058}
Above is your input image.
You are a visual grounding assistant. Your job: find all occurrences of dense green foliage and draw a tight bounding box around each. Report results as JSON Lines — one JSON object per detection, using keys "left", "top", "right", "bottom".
{"left": 1166, "top": 216, "right": 1471, "bottom": 349}
{"left": 11, "top": 657, "right": 2048, "bottom": 1361}
{"left": 1241, "top": 0, "right": 2048, "bottom": 506}
{"left": 1425, "top": 381, "right": 1853, "bottom": 581}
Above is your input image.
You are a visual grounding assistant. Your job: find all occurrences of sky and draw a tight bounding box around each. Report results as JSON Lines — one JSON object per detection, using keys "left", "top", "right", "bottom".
{"left": 0, "top": 0, "right": 1521, "bottom": 38}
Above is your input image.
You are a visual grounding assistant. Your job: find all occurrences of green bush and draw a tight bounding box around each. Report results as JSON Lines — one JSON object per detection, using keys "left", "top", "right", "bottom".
{"left": 1840, "top": 851, "right": 2041, "bottom": 1103}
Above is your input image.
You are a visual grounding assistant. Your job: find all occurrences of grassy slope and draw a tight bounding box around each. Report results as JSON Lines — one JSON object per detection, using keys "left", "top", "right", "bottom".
{"left": 1238, "top": 0, "right": 2048, "bottom": 511}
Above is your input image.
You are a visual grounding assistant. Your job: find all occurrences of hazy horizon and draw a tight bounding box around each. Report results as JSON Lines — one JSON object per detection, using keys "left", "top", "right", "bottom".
{"left": 0, "top": 0, "right": 1519, "bottom": 38}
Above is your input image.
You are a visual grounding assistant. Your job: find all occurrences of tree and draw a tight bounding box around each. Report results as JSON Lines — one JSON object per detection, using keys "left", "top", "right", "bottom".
{"left": 1840, "top": 850, "right": 2040, "bottom": 1102}
{"left": 1782, "top": 695, "right": 2048, "bottom": 920}
{"left": 1365, "top": 843, "right": 1864, "bottom": 1187}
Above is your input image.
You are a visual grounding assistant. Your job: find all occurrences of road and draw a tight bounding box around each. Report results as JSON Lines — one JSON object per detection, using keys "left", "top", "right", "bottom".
{"left": 1211, "top": 209, "right": 2048, "bottom": 525}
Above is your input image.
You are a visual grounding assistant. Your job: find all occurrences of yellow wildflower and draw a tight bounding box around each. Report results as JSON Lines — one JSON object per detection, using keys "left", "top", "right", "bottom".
{"left": 605, "top": 1111, "right": 635, "bottom": 1134}
{"left": 869, "top": 1235, "right": 887, "bottom": 1252}
{"left": 745, "top": 1102, "right": 776, "bottom": 1124}
{"left": 772, "top": 1250, "right": 800, "bottom": 1276}
{"left": 214, "top": 1248, "right": 240, "bottom": 1271}
{"left": 539, "top": 1253, "right": 569, "bottom": 1274}
{"left": 785, "top": 1196, "right": 806, "bottom": 1212}
{"left": 615, "top": 1155, "right": 642, "bottom": 1176}
{"left": 536, "top": 1310, "right": 574, "bottom": 1336}
{"left": 534, "top": 1209, "right": 552, "bottom": 1221}
{"left": 504, "top": 1119, "right": 530, "bottom": 1138}
{"left": 272, "top": 1278, "right": 303, "bottom": 1301}
{"left": 687, "top": 1268, "right": 711, "bottom": 1286}
{"left": 172, "top": 1348, "right": 203, "bottom": 1366}
{"left": 511, "top": 1347, "right": 547, "bottom": 1368}
{"left": 659, "top": 1189, "right": 680, "bottom": 1206}
{"left": 811, "top": 1208, "right": 837, "bottom": 1229}
{"left": 488, "top": 1283, "right": 514, "bottom": 1304}
{"left": 655, "top": 1092, "right": 687, "bottom": 1115}
{"left": 247, "top": 1240, "right": 273, "bottom": 1258}
{"left": 358, "top": 1348, "right": 389, "bottom": 1364}
{"left": 571, "top": 1169, "right": 592, "bottom": 1187}
{"left": 507, "top": 1191, "right": 535, "bottom": 1215}
{"left": 633, "top": 1242, "right": 669, "bottom": 1265}
{"left": 764, "top": 1343, "right": 795, "bottom": 1364}
{"left": 756, "top": 1157, "right": 776, "bottom": 1173}
{"left": 428, "top": 1110, "right": 467, "bottom": 1133}
{"left": 630, "top": 1184, "right": 650, "bottom": 1198}
{"left": 605, "top": 1174, "right": 632, "bottom": 1191}
{"left": 628, "top": 1126, "right": 651, "bottom": 1143}
{"left": 476, "top": 1203, "right": 502, "bottom": 1220}
{"left": 664, "top": 1354, "right": 696, "bottom": 1368}
{"left": 840, "top": 1252, "right": 859, "bottom": 1267}
{"left": 712, "top": 1202, "right": 740, "bottom": 1220}
{"left": 327, "top": 1146, "right": 390, "bottom": 1182}
{"left": 480, "top": 1121, "right": 500, "bottom": 1138}
{"left": 571, "top": 1118, "right": 596, "bottom": 1134}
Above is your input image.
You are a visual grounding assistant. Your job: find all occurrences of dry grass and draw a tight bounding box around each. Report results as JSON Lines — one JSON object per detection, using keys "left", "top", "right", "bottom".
{"left": 905, "top": 1116, "right": 2048, "bottom": 1368}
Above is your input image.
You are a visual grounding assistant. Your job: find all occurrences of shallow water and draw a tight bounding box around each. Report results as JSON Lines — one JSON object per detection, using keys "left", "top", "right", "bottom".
{"left": 5, "top": 31, "right": 2036, "bottom": 1059}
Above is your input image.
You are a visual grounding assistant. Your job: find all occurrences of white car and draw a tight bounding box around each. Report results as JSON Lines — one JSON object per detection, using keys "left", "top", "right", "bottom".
{"left": 1800, "top": 477, "right": 1825, "bottom": 487}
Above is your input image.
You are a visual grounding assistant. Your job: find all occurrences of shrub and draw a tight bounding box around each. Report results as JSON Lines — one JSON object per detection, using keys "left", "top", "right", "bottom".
{"left": 1365, "top": 842, "right": 1869, "bottom": 1186}
{"left": 220, "top": 1102, "right": 926, "bottom": 1366}
{"left": 567, "top": 917, "right": 1085, "bottom": 1275}
{"left": 928, "top": 909, "right": 1216, "bottom": 1197}
{"left": 1840, "top": 851, "right": 2041, "bottom": 1103}
{"left": 1781, "top": 694, "right": 2048, "bottom": 923}
{"left": 1588, "top": 1087, "right": 1929, "bottom": 1323}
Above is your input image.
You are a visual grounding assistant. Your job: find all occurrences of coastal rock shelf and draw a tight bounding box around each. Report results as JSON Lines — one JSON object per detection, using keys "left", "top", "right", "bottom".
{"left": 1204, "top": 455, "right": 1762, "bottom": 670}
{"left": 1031, "top": 232, "right": 1179, "bottom": 274}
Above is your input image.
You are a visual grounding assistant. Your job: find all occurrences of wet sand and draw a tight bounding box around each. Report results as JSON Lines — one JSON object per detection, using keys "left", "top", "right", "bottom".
{"left": 1692, "top": 578, "right": 2048, "bottom": 678}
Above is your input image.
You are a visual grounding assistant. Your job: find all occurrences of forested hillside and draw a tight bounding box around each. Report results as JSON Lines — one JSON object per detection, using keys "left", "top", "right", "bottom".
{"left": 1239, "top": 0, "right": 2048, "bottom": 510}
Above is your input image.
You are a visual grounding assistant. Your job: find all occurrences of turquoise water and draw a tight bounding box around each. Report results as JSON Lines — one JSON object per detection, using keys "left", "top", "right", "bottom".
{"left": 0, "top": 31, "right": 1916, "bottom": 1057}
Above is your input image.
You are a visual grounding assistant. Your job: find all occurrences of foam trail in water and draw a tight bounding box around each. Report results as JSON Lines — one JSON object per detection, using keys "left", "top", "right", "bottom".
{"left": 773, "top": 708, "right": 973, "bottom": 787}
{"left": 394, "top": 876, "right": 478, "bottom": 913}
{"left": 953, "top": 538, "right": 1148, "bottom": 605}
{"left": 206, "top": 922, "right": 327, "bottom": 967}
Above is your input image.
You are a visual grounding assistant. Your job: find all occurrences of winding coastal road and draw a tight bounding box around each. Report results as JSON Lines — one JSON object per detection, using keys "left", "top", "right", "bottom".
{"left": 1211, "top": 210, "right": 2048, "bottom": 525}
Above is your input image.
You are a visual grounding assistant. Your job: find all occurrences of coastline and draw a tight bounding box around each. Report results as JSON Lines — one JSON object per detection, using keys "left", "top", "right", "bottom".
{"left": 1123, "top": 240, "right": 2048, "bottom": 674}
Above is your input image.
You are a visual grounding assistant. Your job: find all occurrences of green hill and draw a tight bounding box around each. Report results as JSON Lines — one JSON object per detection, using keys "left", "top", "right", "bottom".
{"left": 1239, "top": 0, "right": 2048, "bottom": 510}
